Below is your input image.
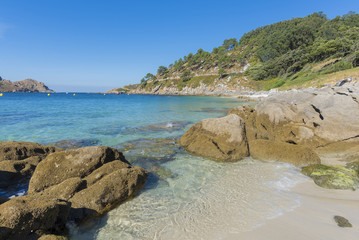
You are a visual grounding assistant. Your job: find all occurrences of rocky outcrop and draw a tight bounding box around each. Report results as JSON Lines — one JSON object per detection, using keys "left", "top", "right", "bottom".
{"left": 181, "top": 85, "right": 359, "bottom": 168}
{"left": 302, "top": 164, "right": 359, "bottom": 190}
{"left": 28, "top": 146, "right": 147, "bottom": 222}
{"left": 28, "top": 146, "right": 128, "bottom": 193}
{"left": 0, "top": 141, "right": 58, "bottom": 161}
{"left": 229, "top": 86, "right": 359, "bottom": 147}
{"left": 0, "top": 79, "right": 54, "bottom": 93}
{"left": 0, "top": 144, "right": 148, "bottom": 239}
{"left": 249, "top": 139, "right": 320, "bottom": 167}
{"left": 0, "top": 142, "right": 60, "bottom": 187}
{"left": 179, "top": 114, "right": 249, "bottom": 161}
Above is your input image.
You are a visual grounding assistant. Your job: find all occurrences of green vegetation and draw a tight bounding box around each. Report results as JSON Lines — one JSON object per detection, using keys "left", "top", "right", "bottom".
{"left": 133, "top": 11, "right": 359, "bottom": 92}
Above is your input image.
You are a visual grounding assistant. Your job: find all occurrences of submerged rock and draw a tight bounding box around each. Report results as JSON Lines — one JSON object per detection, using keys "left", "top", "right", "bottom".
{"left": 47, "top": 139, "right": 100, "bottom": 149}
{"left": 302, "top": 164, "right": 359, "bottom": 190}
{"left": 90, "top": 121, "right": 191, "bottom": 136}
{"left": 116, "top": 138, "right": 180, "bottom": 164}
{"left": 139, "top": 121, "right": 191, "bottom": 132}
{"left": 179, "top": 114, "right": 249, "bottom": 161}
{"left": 334, "top": 215, "right": 352, "bottom": 228}
{"left": 249, "top": 139, "right": 321, "bottom": 167}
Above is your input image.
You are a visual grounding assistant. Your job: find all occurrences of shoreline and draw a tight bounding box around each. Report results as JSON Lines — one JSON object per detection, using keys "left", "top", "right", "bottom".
{"left": 226, "top": 180, "right": 359, "bottom": 240}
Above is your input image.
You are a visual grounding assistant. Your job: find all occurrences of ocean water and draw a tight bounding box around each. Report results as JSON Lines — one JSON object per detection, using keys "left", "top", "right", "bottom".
{"left": 0, "top": 93, "right": 307, "bottom": 239}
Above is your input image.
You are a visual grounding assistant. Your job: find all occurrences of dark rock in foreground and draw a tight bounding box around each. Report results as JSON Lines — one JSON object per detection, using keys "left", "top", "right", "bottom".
{"left": 0, "top": 195, "right": 70, "bottom": 240}
{"left": 334, "top": 215, "right": 352, "bottom": 227}
{"left": 0, "top": 144, "right": 148, "bottom": 239}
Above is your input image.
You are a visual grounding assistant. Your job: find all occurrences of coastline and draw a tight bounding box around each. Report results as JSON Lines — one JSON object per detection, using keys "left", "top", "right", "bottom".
{"left": 228, "top": 180, "right": 359, "bottom": 240}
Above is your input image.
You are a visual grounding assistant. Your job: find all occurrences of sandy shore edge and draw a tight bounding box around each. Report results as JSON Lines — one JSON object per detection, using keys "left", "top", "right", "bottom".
{"left": 224, "top": 180, "right": 359, "bottom": 240}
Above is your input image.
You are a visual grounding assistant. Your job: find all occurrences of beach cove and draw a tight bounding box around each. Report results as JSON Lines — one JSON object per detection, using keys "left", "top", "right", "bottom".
{"left": 0, "top": 90, "right": 358, "bottom": 239}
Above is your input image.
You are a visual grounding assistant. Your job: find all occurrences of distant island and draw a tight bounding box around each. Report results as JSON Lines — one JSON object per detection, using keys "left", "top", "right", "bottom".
{"left": 109, "top": 11, "right": 359, "bottom": 95}
{"left": 0, "top": 77, "right": 54, "bottom": 93}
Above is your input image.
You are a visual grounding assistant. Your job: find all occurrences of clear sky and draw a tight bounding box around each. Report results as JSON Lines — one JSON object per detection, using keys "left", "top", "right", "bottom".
{"left": 0, "top": 0, "right": 358, "bottom": 92}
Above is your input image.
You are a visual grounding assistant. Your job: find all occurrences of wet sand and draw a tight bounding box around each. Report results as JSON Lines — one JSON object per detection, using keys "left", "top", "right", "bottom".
{"left": 227, "top": 180, "right": 359, "bottom": 240}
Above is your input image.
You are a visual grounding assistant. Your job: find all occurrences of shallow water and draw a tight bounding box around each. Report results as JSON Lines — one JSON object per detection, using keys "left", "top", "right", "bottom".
{"left": 0, "top": 93, "right": 307, "bottom": 239}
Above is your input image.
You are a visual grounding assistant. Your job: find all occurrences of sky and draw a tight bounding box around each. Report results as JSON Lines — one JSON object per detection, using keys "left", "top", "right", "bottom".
{"left": 0, "top": 0, "right": 358, "bottom": 92}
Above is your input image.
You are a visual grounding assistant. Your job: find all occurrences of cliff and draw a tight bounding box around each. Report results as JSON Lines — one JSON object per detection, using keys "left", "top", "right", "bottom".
{"left": 0, "top": 79, "right": 54, "bottom": 93}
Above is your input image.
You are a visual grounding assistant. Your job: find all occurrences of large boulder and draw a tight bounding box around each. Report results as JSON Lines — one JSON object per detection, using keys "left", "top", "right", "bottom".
{"left": 302, "top": 164, "right": 359, "bottom": 190}
{"left": 179, "top": 114, "right": 249, "bottom": 161}
{"left": 28, "top": 146, "right": 129, "bottom": 193}
{"left": 0, "top": 195, "right": 70, "bottom": 240}
{"left": 0, "top": 141, "right": 58, "bottom": 161}
{"left": 28, "top": 146, "right": 148, "bottom": 223}
{"left": 231, "top": 86, "right": 359, "bottom": 147}
{"left": 249, "top": 139, "right": 321, "bottom": 167}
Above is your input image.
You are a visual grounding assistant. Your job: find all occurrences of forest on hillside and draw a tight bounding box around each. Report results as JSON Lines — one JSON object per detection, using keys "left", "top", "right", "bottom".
{"left": 138, "top": 12, "right": 359, "bottom": 88}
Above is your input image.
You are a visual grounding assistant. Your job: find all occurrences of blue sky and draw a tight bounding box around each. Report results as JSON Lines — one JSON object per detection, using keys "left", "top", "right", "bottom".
{"left": 0, "top": 0, "right": 358, "bottom": 92}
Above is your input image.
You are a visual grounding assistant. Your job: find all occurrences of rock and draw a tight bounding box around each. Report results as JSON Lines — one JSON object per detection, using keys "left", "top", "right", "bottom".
{"left": 0, "top": 141, "right": 59, "bottom": 161}
{"left": 229, "top": 86, "right": 359, "bottom": 149}
{"left": 69, "top": 167, "right": 148, "bottom": 222}
{"left": 38, "top": 234, "right": 68, "bottom": 240}
{"left": 83, "top": 161, "right": 130, "bottom": 186}
{"left": 0, "top": 197, "right": 9, "bottom": 205}
{"left": 0, "top": 156, "right": 42, "bottom": 187}
{"left": 28, "top": 146, "right": 128, "bottom": 193}
{"left": 249, "top": 139, "right": 321, "bottom": 167}
{"left": 253, "top": 86, "right": 359, "bottom": 146}
{"left": 47, "top": 139, "right": 99, "bottom": 149}
{"left": 334, "top": 215, "right": 352, "bottom": 227}
{"left": 302, "top": 164, "right": 359, "bottom": 190}
{"left": 0, "top": 195, "right": 70, "bottom": 240}
{"left": 179, "top": 114, "right": 249, "bottom": 161}
{"left": 0, "top": 142, "right": 60, "bottom": 188}
{"left": 0, "top": 78, "right": 54, "bottom": 93}
{"left": 28, "top": 146, "right": 148, "bottom": 223}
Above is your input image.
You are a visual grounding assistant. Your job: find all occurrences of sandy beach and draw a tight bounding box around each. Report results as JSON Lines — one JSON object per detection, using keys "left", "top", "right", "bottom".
{"left": 227, "top": 180, "right": 359, "bottom": 240}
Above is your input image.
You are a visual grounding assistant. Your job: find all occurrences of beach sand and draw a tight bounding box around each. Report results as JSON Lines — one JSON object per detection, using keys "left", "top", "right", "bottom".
{"left": 226, "top": 180, "right": 359, "bottom": 240}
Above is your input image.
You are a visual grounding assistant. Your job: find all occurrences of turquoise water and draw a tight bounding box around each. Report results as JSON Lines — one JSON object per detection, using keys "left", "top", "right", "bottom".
{"left": 0, "top": 93, "right": 238, "bottom": 145}
{"left": 0, "top": 93, "right": 307, "bottom": 239}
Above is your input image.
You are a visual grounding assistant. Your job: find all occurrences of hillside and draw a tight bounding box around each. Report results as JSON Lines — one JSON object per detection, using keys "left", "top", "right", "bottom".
{"left": 0, "top": 78, "right": 54, "bottom": 93}
{"left": 109, "top": 12, "right": 359, "bottom": 95}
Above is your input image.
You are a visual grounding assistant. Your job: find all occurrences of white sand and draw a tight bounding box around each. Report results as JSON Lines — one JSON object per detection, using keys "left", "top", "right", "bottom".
{"left": 225, "top": 180, "right": 359, "bottom": 240}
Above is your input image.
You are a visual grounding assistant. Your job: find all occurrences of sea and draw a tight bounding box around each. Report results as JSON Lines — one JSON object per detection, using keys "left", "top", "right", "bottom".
{"left": 0, "top": 92, "right": 308, "bottom": 240}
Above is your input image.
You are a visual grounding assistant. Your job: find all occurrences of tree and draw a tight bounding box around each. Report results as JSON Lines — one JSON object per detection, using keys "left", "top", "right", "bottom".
{"left": 218, "top": 68, "right": 226, "bottom": 78}
{"left": 181, "top": 70, "right": 191, "bottom": 82}
{"left": 157, "top": 66, "right": 168, "bottom": 75}
{"left": 222, "top": 38, "right": 238, "bottom": 51}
